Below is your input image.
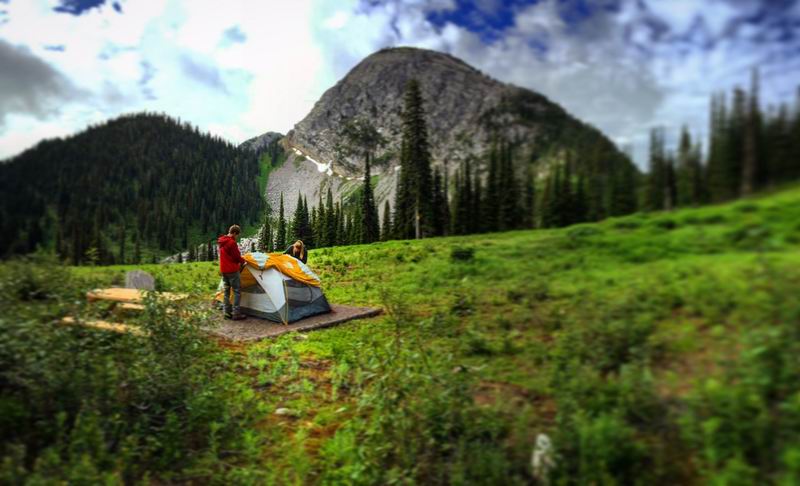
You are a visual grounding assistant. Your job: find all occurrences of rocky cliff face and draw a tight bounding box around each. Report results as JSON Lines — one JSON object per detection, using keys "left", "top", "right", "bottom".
{"left": 285, "top": 46, "right": 589, "bottom": 177}
{"left": 267, "top": 46, "right": 624, "bottom": 219}
{"left": 240, "top": 131, "right": 283, "bottom": 154}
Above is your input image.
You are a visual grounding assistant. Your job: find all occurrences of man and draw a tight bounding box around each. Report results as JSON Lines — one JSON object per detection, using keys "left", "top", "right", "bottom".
{"left": 217, "top": 224, "right": 247, "bottom": 320}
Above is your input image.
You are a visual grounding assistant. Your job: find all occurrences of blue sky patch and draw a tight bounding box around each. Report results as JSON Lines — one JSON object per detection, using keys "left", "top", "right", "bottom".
{"left": 426, "top": 0, "right": 538, "bottom": 43}
{"left": 44, "top": 45, "right": 66, "bottom": 52}
{"left": 53, "top": 0, "right": 106, "bottom": 16}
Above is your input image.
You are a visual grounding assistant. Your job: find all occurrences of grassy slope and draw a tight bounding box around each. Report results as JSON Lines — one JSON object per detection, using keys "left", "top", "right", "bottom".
{"left": 71, "top": 184, "right": 800, "bottom": 483}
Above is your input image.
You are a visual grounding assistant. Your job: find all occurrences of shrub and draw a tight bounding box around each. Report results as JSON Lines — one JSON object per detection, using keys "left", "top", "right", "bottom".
{"left": 450, "top": 246, "right": 475, "bottom": 262}
{"left": 0, "top": 260, "right": 262, "bottom": 483}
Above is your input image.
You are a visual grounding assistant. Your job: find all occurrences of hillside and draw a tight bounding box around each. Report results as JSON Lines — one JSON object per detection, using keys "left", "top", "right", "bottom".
{"left": 5, "top": 183, "right": 799, "bottom": 483}
{"left": 0, "top": 113, "right": 263, "bottom": 263}
{"left": 270, "top": 47, "right": 636, "bottom": 220}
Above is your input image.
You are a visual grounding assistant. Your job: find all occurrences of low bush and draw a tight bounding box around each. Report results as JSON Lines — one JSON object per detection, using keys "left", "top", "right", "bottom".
{"left": 0, "top": 259, "right": 263, "bottom": 483}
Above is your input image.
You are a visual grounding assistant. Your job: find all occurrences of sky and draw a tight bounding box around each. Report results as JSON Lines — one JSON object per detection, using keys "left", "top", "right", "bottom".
{"left": 0, "top": 0, "right": 798, "bottom": 167}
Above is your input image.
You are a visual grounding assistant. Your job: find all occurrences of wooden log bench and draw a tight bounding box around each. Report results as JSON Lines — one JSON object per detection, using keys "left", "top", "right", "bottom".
{"left": 61, "top": 288, "right": 189, "bottom": 335}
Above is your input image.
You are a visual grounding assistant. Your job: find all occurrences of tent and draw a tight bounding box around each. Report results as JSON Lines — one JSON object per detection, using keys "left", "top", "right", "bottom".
{"left": 214, "top": 252, "right": 331, "bottom": 324}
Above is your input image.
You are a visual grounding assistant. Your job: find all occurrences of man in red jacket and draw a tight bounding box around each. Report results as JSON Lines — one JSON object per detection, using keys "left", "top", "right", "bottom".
{"left": 218, "top": 224, "right": 246, "bottom": 320}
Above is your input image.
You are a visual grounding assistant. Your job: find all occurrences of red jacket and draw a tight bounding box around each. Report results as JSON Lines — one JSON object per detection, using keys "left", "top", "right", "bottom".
{"left": 218, "top": 235, "right": 244, "bottom": 273}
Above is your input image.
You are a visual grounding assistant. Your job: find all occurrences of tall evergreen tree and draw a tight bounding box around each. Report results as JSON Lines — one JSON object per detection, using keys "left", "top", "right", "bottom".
{"left": 257, "top": 202, "right": 272, "bottom": 252}
{"left": 325, "top": 188, "right": 336, "bottom": 247}
{"left": 394, "top": 79, "right": 433, "bottom": 239}
{"left": 381, "top": 200, "right": 392, "bottom": 241}
{"left": 646, "top": 127, "right": 667, "bottom": 211}
{"left": 484, "top": 139, "right": 500, "bottom": 232}
{"left": 742, "top": 68, "right": 764, "bottom": 195}
{"left": 523, "top": 161, "right": 535, "bottom": 228}
{"left": 275, "top": 193, "right": 287, "bottom": 250}
{"left": 360, "top": 155, "right": 380, "bottom": 243}
{"left": 133, "top": 230, "right": 141, "bottom": 264}
{"left": 664, "top": 152, "right": 678, "bottom": 211}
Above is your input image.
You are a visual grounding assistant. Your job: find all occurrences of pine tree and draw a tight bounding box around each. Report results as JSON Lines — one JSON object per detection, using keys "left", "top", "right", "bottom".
{"left": 361, "top": 155, "right": 380, "bottom": 243}
{"left": 394, "top": 79, "right": 433, "bottom": 239}
{"left": 708, "top": 93, "right": 730, "bottom": 202}
{"left": 133, "top": 230, "right": 141, "bottom": 264}
{"left": 523, "top": 161, "right": 535, "bottom": 228}
{"left": 499, "top": 141, "right": 520, "bottom": 230}
{"left": 381, "top": 200, "right": 392, "bottom": 241}
{"left": 646, "top": 127, "right": 667, "bottom": 211}
{"left": 664, "top": 152, "right": 677, "bottom": 211}
{"left": 117, "top": 222, "right": 126, "bottom": 264}
{"left": 275, "top": 193, "right": 286, "bottom": 250}
{"left": 442, "top": 160, "right": 451, "bottom": 236}
{"left": 257, "top": 201, "right": 272, "bottom": 252}
{"left": 484, "top": 139, "right": 500, "bottom": 232}
{"left": 742, "top": 68, "right": 764, "bottom": 195}
{"left": 310, "top": 204, "right": 319, "bottom": 248}
{"left": 324, "top": 188, "right": 336, "bottom": 247}
{"left": 471, "top": 165, "right": 482, "bottom": 234}
{"left": 335, "top": 202, "right": 345, "bottom": 246}
{"left": 431, "top": 167, "right": 445, "bottom": 236}
{"left": 727, "top": 88, "right": 747, "bottom": 198}
{"left": 292, "top": 192, "right": 305, "bottom": 242}
{"left": 676, "top": 126, "right": 694, "bottom": 207}
{"left": 574, "top": 170, "right": 588, "bottom": 223}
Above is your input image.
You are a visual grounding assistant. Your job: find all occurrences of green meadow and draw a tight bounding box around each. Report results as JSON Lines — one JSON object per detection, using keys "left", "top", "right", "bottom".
{"left": 3, "top": 184, "right": 800, "bottom": 484}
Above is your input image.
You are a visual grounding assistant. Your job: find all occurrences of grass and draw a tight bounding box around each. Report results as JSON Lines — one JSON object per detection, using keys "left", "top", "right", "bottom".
{"left": 3, "top": 183, "right": 800, "bottom": 483}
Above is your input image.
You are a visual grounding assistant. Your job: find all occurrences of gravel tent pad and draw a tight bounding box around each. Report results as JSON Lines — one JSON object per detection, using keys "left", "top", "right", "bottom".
{"left": 206, "top": 304, "right": 382, "bottom": 342}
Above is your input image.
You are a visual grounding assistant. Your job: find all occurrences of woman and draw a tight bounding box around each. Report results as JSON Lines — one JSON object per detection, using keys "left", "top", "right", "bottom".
{"left": 284, "top": 240, "right": 307, "bottom": 264}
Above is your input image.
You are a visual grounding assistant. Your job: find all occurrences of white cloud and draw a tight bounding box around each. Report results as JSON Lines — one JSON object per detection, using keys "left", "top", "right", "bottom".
{"left": 0, "top": 0, "right": 796, "bottom": 169}
{"left": 0, "top": 0, "right": 326, "bottom": 159}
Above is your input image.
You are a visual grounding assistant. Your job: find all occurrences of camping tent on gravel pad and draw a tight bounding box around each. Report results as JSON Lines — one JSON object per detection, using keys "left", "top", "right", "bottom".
{"left": 214, "top": 252, "right": 331, "bottom": 324}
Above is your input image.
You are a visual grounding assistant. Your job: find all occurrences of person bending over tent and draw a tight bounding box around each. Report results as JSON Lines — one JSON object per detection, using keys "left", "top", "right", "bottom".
{"left": 284, "top": 240, "right": 307, "bottom": 264}
{"left": 218, "top": 224, "right": 247, "bottom": 320}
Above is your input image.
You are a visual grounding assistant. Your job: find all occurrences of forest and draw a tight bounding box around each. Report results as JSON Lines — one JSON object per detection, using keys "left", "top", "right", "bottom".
{"left": 0, "top": 113, "right": 263, "bottom": 265}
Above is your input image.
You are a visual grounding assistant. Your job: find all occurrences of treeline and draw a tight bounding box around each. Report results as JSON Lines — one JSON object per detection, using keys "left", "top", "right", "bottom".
{"left": 646, "top": 69, "right": 800, "bottom": 210}
{"left": 0, "top": 113, "right": 262, "bottom": 264}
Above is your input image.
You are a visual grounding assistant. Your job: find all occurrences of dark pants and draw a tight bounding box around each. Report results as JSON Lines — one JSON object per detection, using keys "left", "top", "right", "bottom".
{"left": 222, "top": 271, "right": 241, "bottom": 315}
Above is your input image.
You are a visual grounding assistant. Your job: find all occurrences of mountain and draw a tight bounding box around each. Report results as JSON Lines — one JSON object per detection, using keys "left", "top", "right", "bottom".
{"left": 0, "top": 113, "right": 262, "bottom": 263}
{"left": 240, "top": 131, "right": 284, "bottom": 156}
{"left": 271, "top": 46, "right": 634, "bottom": 219}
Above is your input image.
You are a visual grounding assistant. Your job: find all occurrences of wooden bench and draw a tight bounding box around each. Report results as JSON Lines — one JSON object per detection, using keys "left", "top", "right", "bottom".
{"left": 61, "top": 288, "right": 189, "bottom": 336}
{"left": 60, "top": 316, "right": 147, "bottom": 336}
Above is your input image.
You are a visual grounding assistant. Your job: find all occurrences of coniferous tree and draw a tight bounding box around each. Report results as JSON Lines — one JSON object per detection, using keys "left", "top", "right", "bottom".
{"left": 258, "top": 202, "right": 272, "bottom": 252}
{"left": 499, "top": 141, "right": 520, "bottom": 230}
{"left": 361, "top": 155, "right": 380, "bottom": 243}
{"left": 484, "top": 139, "right": 500, "bottom": 232}
{"left": 310, "top": 205, "right": 318, "bottom": 248}
{"left": 676, "top": 126, "right": 694, "bottom": 207}
{"left": 540, "top": 166, "right": 557, "bottom": 228}
{"left": 431, "top": 167, "right": 446, "bottom": 236}
{"left": 727, "top": 88, "right": 747, "bottom": 197}
{"left": 646, "top": 127, "right": 667, "bottom": 211}
{"left": 742, "top": 68, "right": 764, "bottom": 195}
{"left": 381, "top": 200, "right": 392, "bottom": 241}
{"left": 394, "top": 79, "right": 433, "bottom": 239}
{"left": 523, "top": 161, "right": 535, "bottom": 228}
{"left": 325, "top": 188, "right": 336, "bottom": 247}
{"left": 708, "top": 93, "right": 730, "bottom": 202}
{"left": 471, "top": 165, "right": 482, "bottom": 234}
{"left": 664, "top": 152, "right": 678, "bottom": 211}
{"left": 275, "top": 193, "right": 287, "bottom": 251}
{"left": 574, "top": 170, "right": 588, "bottom": 223}
{"left": 117, "top": 223, "right": 126, "bottom": 264}
{"left": 133, "top": 230, "right": 141, "bottom": 264}
{"left": 442, "top": 161, "right": 451, "bottom": 236}
{"left": 335, "top": 202, "right": 345, "bottom": 246}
